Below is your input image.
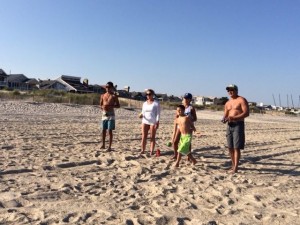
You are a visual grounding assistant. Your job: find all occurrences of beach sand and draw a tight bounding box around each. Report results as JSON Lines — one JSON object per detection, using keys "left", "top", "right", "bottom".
{"left": 0, "top": 101, "right": 299, "bottom": 225}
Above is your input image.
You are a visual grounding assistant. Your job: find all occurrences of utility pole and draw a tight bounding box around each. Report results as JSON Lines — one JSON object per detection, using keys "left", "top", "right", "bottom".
{"left": 287, "top": 94, "right": 289, "bottom": 109}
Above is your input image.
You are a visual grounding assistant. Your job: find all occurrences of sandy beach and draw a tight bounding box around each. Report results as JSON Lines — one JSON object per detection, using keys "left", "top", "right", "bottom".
{"left": 0, "top": 101, "right": 299, "bottom": 225}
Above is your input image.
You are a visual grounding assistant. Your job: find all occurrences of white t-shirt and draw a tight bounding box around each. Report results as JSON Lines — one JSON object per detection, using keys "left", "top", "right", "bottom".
{"left": 142, "top": 100, "right": 160, "bottom": 125}
{"left": 185, "top": 105, "right": 195, "bottom": 121}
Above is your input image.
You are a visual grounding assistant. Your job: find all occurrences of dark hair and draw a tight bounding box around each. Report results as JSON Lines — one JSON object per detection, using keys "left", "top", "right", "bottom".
{"left": 106, "top": 81, "right": 114, "bottom": 87}
{"left": 146, "top": 89, "right": 155, "bottom": 95}
{"left": 177, "top": 104, "right": 185, "bottom": 111}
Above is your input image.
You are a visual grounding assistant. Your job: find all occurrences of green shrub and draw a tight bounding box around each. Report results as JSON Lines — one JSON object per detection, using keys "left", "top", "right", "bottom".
{"left": 12, "top": 90, "right": 21, "bottom": 96}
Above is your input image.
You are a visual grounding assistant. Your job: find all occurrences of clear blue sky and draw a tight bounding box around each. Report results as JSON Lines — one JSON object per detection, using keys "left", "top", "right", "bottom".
{"left": 1, "top": 0, "right": 299, "bottom": 107}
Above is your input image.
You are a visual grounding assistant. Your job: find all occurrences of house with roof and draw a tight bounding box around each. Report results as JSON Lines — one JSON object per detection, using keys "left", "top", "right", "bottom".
{"left": 55, "top": 75, "right": 95, "bottom": 93}
{"left": 38, "top": 79, "right": 68, "bottom": 91}
{"left": 37, "top": 76, "right": 105, "bottom": 94}
{"left": 163, "top": 94, "right": 181, "bottom": 102}
{"left": 130, "top": 91, "right": 146, "bottom": 101}
{"left": 89, "top": 84, "right": 106, "bottom": 94}
{"left": 0, "top": 69, "right": 8, "bottom": 88}
{"left": 194, "top": 96, "right": 217, "bottom": 106}
{"left": 156, "top": 93, "right": 169, "bottom": 102}
{"left": 7, "top": 74, "right": 38, "bottom": 90}
{"left": 117, "top": 89, "right": 131, "bottom": 98}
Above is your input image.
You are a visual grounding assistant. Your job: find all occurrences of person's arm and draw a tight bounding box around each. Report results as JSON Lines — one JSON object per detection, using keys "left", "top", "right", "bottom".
{"left": 100, "top": 94, "right": 104, "bottom": 110}
{"left": 155, "top": 102, "right": 160, "bottom": 129}
{"left": 139, "top": 105, "right": 143, "bottom": 118}
{"left": 235, "top": 97, "right": 249, "bottom": 120}
{"left": 224, "top": 102, "right": 229, "bottom": 118}
{"left": 191, "top": 106, "right": 197, "bottom": 122}
{"left": 156, "top": 102, "right": 161, "bottom": 122}
{"left": 171, "top": 119, "right": 178, "bottom": 142}
{"left": 114, "top": 95, "right": 120, "bottom": 108}
{"left": 189, "top": 117, "right": 196, "bottom": 132}
{"left": 222, "top": 102, "right": 229, "bottom": 123}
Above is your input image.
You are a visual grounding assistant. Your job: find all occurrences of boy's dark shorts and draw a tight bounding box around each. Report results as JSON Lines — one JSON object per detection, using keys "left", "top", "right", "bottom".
{"left": 226, "top": 121, "right": 245, "bottom": 149}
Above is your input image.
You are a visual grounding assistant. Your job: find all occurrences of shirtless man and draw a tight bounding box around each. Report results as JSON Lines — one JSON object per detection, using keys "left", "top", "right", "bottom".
{"left": 223, "top": 84, "right": 249, "bottom": 173}
{"left": 174, "top": 104, "right": 197, "bottom": 167}
{"left": 100, "top": 81, "right": 120, "bottom": 151}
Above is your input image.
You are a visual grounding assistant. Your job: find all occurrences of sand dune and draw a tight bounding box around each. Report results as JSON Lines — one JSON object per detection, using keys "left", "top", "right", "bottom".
{"left": 0, "top": 101, "right": 299, "bottom": 225}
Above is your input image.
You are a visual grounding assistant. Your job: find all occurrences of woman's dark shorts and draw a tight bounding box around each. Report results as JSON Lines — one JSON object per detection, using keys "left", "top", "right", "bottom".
{"left": 226, "top": 121, "right": 245, "bottom": 149}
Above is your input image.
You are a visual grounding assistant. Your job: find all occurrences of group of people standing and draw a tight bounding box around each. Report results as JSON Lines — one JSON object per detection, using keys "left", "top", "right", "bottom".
{"left": 99, "top": 81, "right": 249, "bottom": 174}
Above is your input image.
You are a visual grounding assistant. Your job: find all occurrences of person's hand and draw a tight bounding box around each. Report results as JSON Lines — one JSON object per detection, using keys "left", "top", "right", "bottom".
{"left": 221, "top": 117, "right": 228, "bottom": 123}
{"left": 156, "top": 121, "right": 159, "bottom": 129}
{"left": 138, "top": 113, "right": 143, "bottom": 119}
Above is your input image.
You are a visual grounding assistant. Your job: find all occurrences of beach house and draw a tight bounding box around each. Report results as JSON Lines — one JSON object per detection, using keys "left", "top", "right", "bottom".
{"left": 0, "top": 69, "right": 8, "bottom": 88}
{"left": 7, "top": 74, "right": 38, "bottom": 90}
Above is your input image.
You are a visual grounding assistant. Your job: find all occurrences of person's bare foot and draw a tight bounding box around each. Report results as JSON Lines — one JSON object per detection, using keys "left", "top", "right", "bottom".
{"left": 106, "top": 147, "right": 112, "bottom": 152}
{"left": 191, "top": 158, "right": 197, "bottom": 165}
{"left": 227, "top": 168, "right": 237, "bottom": 174}
{"left": 100, "top": 145, "right": 105, "bottom": 149}
{"left": 170, "top": 155, "right": 177, "bottom": 160}
{"left": 174, "top": 163, "right": 179, "bottom": 168}
{"left": 139, "top": 150, "right": 145, "bottom": 156}
{"left": 227, "top": 169, "right": 233, "bottom": 174}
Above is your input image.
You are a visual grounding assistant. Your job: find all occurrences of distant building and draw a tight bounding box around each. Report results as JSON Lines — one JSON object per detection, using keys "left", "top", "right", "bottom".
{"left": 156, "top": 93, "right": 169, "bottom": 102}
{"left": 194, "top": 96, "right": 216, "bottom": 106}
{"left": 7, "top": 74, "right": 38, "bottom": 90}
{"left": 130, "top": 91, "right": 145, "bottom": 101}
{"left": 248, "top": 102, "right": 257, "bottom": 106}
{"left": 38, "top": 79, "right": 68, "bottom": 91}
{"left": 117, "top": 89, "right": 131, "bottom": 98}
{"left": 56, "top": 75, "right": 94, "bottom": 93}
{"left": 0, "top": 69, "right": 8, "bottom": 88}
{"left": 37, "top": 76, "right": 105, "bottom": 94}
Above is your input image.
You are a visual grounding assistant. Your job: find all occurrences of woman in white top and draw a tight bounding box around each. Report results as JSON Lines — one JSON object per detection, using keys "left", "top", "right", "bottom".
{"left": 139, "top": 89, "right": 160, "bottom": 155}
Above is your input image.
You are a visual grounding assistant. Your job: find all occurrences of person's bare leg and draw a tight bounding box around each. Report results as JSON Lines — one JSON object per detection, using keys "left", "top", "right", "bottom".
{"left": 140, "top": 124, "right": 149, "bottom": 154}
{"left": 100, "top": 129, "right": 106, "bottom": 149}
{"left": 149, "top": 125, "right": 156, "bottom": 155}
{"left": 107, "top": 130, "right": 113, "bottom": 151}
{"left": 232, "top": 149, "right": 240, "bottom": 173}
{"left": 171, "top": 130, "right": 180, "bottom": 160}
{"left": 188, "top": 153, "right": 197, "bottom": 165}
{"left": 228, "top": 148, "right": 234, "bottom": 172}
{"left": 187, "top": 143, "right": 192, "bottom": 161}
{"left": 174, "top": 153, "right": 182, "bottom": 167}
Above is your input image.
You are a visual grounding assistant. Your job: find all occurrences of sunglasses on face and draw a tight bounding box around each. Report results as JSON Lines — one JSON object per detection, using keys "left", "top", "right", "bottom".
{"left": 146, "top": 93, "right": 152, "bottom": 96}
{"left": 227, "top": 89, "right": 235, "bottom": 92}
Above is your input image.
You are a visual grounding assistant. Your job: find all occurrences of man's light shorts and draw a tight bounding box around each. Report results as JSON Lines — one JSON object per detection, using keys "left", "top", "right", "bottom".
{"left": 226, "top": 121, "right": 245, "bottom": 149}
